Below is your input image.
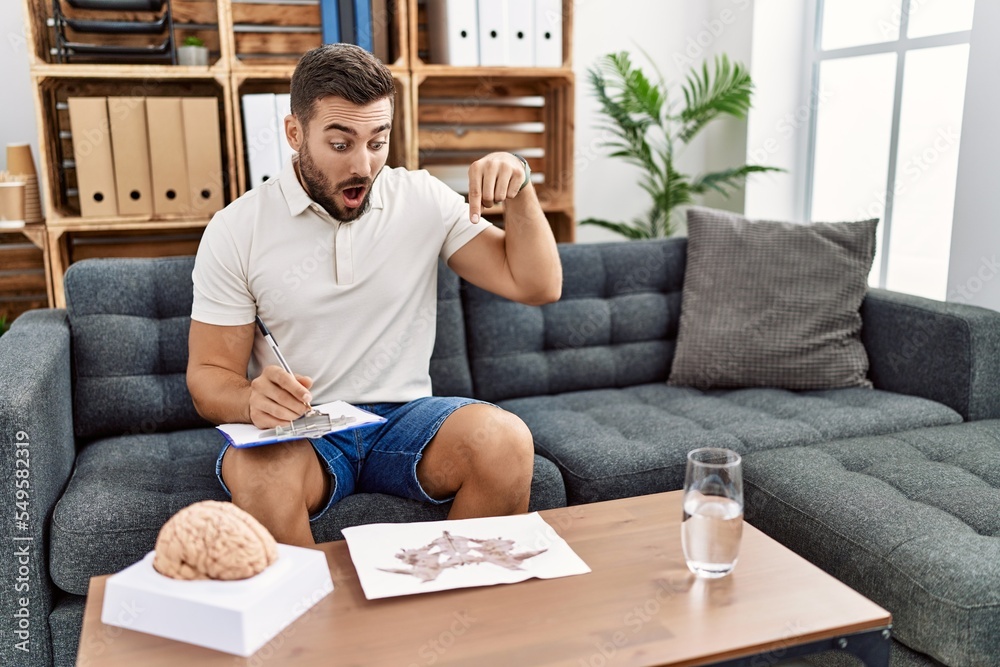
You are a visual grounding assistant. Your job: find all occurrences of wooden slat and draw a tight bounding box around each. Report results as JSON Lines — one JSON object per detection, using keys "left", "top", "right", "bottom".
{"left": 232, "top": 3, "right": 320, "bottom": 27}
{"left": 0, "top": 245, "right": 45, "bottom": 272}
{"left": 0, "top": 300, "right": 50, "bottom": 328}
{"left": 172, "top": 0, "right": 220, "bottom": 25}
{"left": 61, "top": 2, "right": 218, "bottom": 25}
{"left": 418, "top": 78, "right": 548, "bottom": 98}
{"left": 419, "top": 154, "right": 544, "bottom": 173}
{"left": 25, "top": 0, "right": 51, "bottom": 62}
{"left": 0, "top": 232, "right": 40, "bottom": 246}
{"left": 234, "top": 31, "right": 321, "bottom": 55}
{"left": 69, "top": 233, "right": 203, "bottom": 262}
{"left": 418, "top": 104, "right": 542, "bottom": 124}
{"left": 418, "top": 128, "right": 542, "bottom": 151}
{"left": 0, "top": 270, "right": 47, "bottom": 296}
{"left": 419, "top": 81, "right": 549, "bottom": 104}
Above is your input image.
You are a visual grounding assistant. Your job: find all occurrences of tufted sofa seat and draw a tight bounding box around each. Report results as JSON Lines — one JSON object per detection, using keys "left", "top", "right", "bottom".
{"left": 503, "top": 385, "right": 961, "bottom": 504}
{"left": 743, "top": 421, "right": 1000, "bottom": 665}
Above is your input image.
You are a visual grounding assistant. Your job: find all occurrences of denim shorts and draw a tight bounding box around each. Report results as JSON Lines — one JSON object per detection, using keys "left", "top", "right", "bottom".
{"left": 215, "top": 396, "right": 489, "bottom": 521}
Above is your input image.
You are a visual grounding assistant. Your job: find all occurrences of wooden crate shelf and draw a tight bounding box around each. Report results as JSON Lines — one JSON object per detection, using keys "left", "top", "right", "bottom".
{"left": 20, "top": 0, "right": 576, "bottom": 313}
{"left": 415, "top": 71, "right": 574, "bottom": 236}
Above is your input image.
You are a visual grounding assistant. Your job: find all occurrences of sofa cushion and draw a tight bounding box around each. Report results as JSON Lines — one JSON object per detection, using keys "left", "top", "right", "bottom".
{"left": 742, "top": 421, "right": 1000, "bottom": 665}
{"left": 465, "top": 239, "right": 686, "bottom": 402}
{"left": 669, "top": 207, "right": 877, "bottom": 390}
{"left": 49, "top": 428, "right": 566, "bottom": 596}
{"left": 501, "top": 383, "right": 961, "bottom": 505}
{"left": 65, "top": 257, "right": 208, "bottom": 439}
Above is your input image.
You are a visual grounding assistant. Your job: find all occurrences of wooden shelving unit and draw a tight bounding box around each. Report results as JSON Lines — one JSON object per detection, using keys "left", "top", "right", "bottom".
{"left": 407, "top": 0, "right": 575, "bottom": 240}
{"left": 22, "top": 0, "right": 575, "bottom": 308}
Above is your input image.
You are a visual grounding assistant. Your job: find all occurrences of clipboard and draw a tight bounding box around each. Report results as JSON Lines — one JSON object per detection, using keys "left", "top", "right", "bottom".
{"left": 217, "top": 401, "right": 386, "bottom": 448}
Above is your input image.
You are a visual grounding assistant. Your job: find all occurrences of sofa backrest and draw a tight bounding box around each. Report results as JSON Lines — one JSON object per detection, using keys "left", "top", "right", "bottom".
{"left": 430, "top": 260, "right": 474, "bottom": 397}
{"left": 62, "top": 240, "right": 686, "bottom": 435}
{"left": 462, "top": 238, "right": 687, "bottom": 402}
{"left": 64, "top": 256, "right": 207, "bottom": 440}
{"left": 63, "top": 256, "right": 474, "bottom": 439}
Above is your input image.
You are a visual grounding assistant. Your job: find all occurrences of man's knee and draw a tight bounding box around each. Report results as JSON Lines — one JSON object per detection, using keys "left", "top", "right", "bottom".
{"left": 463, "top": 407, "right": 534, "bottom": 478}
{"left": 222, "top": 439, "right": 318, "bottom": 495}
{"left": 421, "top": 406, "right": 534, "bottom": 493}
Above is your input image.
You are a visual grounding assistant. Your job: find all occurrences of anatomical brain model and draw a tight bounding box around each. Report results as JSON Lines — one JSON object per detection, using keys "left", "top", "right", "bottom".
{"left": 153, "top": 501, "right": 279, "bottom": 580}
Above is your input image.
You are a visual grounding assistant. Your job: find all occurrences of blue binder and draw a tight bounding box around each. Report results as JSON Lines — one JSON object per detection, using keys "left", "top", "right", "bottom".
{"left": 340, "top": 0, "right": 355, "bottom": 44}
{"left": 320, "top": 0, "right": 340, "bottom": 43}
{"left": 353, "top": 0, "right": 374, "bottom": 52}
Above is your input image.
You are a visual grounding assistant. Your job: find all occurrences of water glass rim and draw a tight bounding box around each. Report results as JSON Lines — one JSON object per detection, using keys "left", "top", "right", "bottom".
{"left": 686, "top": 447, "right": 741, "bottom": 467}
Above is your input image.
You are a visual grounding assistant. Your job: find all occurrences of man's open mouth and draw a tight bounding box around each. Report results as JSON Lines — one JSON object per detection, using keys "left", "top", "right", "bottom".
{"left": 341, "top": 186, "right": 366, "bottom": 208}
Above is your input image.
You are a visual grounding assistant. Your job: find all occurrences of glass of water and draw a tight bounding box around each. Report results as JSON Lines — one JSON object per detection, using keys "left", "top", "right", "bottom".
{"left": 682, "top": 448, "right": 743, "bottom": 578}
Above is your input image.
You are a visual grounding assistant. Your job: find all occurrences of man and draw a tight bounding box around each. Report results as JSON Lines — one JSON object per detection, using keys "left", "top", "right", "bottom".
{"left": 186, "top": 44, "right": 562, "bottom": 547}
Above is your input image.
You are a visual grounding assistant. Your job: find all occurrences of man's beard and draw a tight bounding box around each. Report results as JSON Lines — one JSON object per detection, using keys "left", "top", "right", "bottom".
{"left": 297, "top": 145, "right": 375, "bottom": 222}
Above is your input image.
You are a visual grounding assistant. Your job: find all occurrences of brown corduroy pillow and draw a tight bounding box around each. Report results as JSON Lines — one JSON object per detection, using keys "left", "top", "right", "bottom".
{"left": 667, "top": 207, "right": 878, "bottom": 390}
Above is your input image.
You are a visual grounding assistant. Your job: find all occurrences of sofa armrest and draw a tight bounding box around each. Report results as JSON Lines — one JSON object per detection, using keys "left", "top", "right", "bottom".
{"left": 861, "top": 288, "right": 1000, "bottom": 421}
{"left": 0, "top": 309, "right": 75, "bottom": 666}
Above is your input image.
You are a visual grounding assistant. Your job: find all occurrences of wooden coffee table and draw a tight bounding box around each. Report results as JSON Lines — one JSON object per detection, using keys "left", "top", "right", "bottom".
{"left": 76, "top": 491, "right": 891, "bottom": 666}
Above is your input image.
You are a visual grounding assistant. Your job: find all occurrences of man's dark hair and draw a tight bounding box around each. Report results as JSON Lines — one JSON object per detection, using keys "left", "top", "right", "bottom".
{"left": 290, "top": 43, "right": 396, "bottom": 127}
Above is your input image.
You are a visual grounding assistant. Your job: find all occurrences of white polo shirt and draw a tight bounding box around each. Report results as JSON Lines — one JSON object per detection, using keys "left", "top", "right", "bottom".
{"left": 191, "top": 158, "right": 491, "bottom": 404}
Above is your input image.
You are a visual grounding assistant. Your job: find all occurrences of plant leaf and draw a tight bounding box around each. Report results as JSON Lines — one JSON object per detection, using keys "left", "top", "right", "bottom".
{"left": 690, "top": 164, "right": 785, "bottom": 195}
{"left": 679, "top": 54, "right": 754, "bottom": 143}
{"left": 588, "top": 52, "right": 664, "bottom": 181}
{"left": 578, "top": 217, "right": 654, "bottom": 240}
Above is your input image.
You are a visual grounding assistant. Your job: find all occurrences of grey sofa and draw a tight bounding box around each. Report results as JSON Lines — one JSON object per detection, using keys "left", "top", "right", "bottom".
{"left": 2, "top": 238, "right": 999, "bottom": 667}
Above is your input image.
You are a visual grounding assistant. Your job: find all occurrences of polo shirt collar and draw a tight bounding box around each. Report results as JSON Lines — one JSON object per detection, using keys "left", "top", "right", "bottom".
{"left": 279, "top": 156, "right": 385, "bottom": 218}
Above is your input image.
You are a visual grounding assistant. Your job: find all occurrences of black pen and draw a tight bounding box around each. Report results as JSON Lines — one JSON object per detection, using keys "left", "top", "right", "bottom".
{"left": 255, "top": 315, "right": 312, "bottom": 410}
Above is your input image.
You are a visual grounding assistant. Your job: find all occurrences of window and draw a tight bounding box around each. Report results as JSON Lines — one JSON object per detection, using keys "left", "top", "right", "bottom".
{"left": 805, "top": 0, "right": 974, "bottom": 299}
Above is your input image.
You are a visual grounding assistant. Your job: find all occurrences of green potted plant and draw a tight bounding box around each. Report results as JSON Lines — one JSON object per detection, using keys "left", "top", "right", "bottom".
{"left": 178, "top": 35, "right": 209, "bottom": 67}
{"left": 581, "top": 52, "right": 782, "bottom": 239}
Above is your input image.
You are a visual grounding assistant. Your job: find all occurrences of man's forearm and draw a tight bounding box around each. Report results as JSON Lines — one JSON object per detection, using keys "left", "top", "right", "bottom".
{"left": 502, "top": 184, "right": 562, "bottom": 304}
{"left": 188, "top": 366, "right": 253, "bottom": 425}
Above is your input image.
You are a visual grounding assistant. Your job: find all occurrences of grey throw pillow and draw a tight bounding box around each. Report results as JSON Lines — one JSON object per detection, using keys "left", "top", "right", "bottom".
{"left": 668, "top": 207, "right": 878, "bottom": 390}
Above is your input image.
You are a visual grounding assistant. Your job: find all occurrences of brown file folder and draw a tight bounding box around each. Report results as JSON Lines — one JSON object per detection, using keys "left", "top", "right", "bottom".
{"left": 107, "top": 97, "right": 153, "bottom": 216}
{"left": 68, "top": 97, "right": 118, "bottom": 217}
{"left": 145, "top": 97, "right": 191, "bottom": 215}
{"left": 181, "top": 97, "right": 225, "bottom": 216}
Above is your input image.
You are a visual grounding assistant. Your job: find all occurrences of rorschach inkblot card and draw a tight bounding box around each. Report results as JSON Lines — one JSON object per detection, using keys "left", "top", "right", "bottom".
{"left": 341, "top": 513, "right": 591, "bottom": 599}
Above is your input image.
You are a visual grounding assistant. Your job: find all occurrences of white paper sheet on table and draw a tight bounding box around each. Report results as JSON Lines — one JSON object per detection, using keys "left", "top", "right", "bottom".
{"left": 342, "top": 512, "right": 590, "bottom": 599}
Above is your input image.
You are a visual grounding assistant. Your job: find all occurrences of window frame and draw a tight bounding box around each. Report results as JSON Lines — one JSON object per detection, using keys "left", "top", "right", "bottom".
{"left": 803, "top": 0, "right": 973, "bottom": 287}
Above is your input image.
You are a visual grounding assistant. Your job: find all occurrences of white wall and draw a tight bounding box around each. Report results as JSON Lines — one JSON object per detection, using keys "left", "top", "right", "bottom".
{"left": 0, "top": 1, "right": 41, "bottom": 182}
{"left": 946, "top": 0, "right": 1000, "bottom": 309}
{"left": 573, "top": 0, "right": 756, "bottom": 242}
{"left": 743, "top": 0, "right": 810, "bottom": 221}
